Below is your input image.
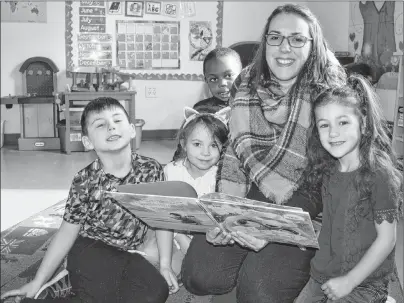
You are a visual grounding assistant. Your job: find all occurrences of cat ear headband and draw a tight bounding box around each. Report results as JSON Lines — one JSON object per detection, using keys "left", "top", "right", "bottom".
{"left": 182, "top": 106, "right": 231, "bottom": 129}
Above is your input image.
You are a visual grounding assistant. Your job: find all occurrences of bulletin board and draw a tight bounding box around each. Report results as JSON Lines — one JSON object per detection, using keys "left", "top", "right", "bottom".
{"left": 65, "top": 1, "right": 224, "bottom": 81}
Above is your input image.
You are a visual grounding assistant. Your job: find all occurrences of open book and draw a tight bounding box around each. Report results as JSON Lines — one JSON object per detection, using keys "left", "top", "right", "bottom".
{"left": 104, "top": 182, "right": 319, "bottom": 249}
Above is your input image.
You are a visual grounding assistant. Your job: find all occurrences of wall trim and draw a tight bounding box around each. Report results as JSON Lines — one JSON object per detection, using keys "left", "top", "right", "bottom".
{"left": 142, "top": 129, "right": 178, "bottom": 141}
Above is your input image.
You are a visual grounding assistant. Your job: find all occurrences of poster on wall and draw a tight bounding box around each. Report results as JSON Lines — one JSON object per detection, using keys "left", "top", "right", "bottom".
{"left": 116, "top": 20, "right": 180, "bottom": 69}
{"left": 76, "top": 1, "right": 113, "bottom": 68}
{"left": 125, "top": 1, "right": 144, "bottom": 18}
{"left": 180, "top": 1, "right": 196, "bottom": 18}
{"left": 107, "top": 1, "right": 123, "bottom": 15}
{"left": 349, "top": 1, "right": 403, "bottom": 88}
{"left": 189, "top": 21, "right": 213, "bottom": 61}
{"left": 1, "top": 1, "right": 47, "bottom": 23}
{"left": 161, "top": 2, "right": 178, "bottom": 18}
{"left": 145, "top": 1, "right": 162, "bottom": 15}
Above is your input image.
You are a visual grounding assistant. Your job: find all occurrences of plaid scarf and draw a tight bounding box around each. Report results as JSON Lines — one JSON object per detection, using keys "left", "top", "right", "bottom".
{"left": 216, "top": 68, "right": 312, "bottom": 204}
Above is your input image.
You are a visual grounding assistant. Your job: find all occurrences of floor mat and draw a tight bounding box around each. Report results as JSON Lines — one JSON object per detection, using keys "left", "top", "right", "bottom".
{"left": 0, "top": 200, "right": 212, "bottom": 303}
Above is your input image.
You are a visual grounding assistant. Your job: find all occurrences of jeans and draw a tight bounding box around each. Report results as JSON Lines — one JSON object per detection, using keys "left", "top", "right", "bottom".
{"left": 22, "top": 236, "right": 169, "bottom": 303}
{"left": 294, "top": 277, "right": 388, "bottom": 303}
{"left": 181, "top": 184, "right": 320, "bottom": 303}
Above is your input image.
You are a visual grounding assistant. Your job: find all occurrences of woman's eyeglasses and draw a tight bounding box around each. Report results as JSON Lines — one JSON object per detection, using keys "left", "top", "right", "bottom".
{"left": 265, "top": 34, "right": 313, "bottom": 48}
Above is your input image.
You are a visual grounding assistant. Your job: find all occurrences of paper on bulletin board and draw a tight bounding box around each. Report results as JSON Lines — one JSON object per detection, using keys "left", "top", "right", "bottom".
{"left": 77, "top": 33, "right": 113, "bottom": 69}
{"left": 107, "top": 1, "right": 123, "bottom": 15}
{"left": 116, "top": 20, "right": 180, "bottom": 70}
{"left": 189, "top": 21, "right": 213, "bottom": 61}
{"left": 161, "top": 2, "right": 179, "bottom": 18}
{"left": 180, "top": 1, "right": 196, "bottom": 18}
{"left": 1, "top": 1, "right": 47, "bottom": 23}
{"left": 74, "top": 1, "right": 113, "bottom": 69}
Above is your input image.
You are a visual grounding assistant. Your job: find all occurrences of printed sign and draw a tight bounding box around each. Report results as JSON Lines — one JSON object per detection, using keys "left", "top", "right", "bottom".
{"left": 145, "top": 2, "right": 161, "bottom": 15}
{"left": 79, "top": 7, "right": 105, "bottom": 15}
{"left": 77, "top": 34, "right": 112, "bottom": 67}
{"left": 80, "top": 1, "right": 105, "bottom": 7}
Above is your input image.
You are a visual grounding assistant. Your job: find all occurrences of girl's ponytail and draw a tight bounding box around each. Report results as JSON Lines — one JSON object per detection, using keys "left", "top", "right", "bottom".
{"left": 347, "top": 74, "right": 383, "bottom": 141}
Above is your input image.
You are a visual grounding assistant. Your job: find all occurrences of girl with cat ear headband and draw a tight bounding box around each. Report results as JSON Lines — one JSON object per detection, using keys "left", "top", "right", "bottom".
{"left": 161, "top": 106, "right": 231, "bottom": 256}
{"left": 182, "top": 106, "right": 231, "bottom": 129}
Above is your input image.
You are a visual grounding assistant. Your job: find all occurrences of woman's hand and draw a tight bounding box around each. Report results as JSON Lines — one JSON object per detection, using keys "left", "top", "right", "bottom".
{"left": 206, "top": 227, "right": 234, "bottom": 246}
{"left": 160, "top": 265, "right": 180, "bottom": 294}
{"left": 230, "top": 231, "right": 268, "bottom": 252}
{"left": 0, "top": 279, "right": 42, "bottom": 301}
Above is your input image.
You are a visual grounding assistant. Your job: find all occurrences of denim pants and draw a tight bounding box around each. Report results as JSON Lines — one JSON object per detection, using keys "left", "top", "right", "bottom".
{"left": 294, "top": 277, "right": 388, "bottom": 303}
{"left": 181, "top": 184, "right": 320, "bottom": 303}
{"left": 22, "top": 236, "right": 169, "bottom": 303}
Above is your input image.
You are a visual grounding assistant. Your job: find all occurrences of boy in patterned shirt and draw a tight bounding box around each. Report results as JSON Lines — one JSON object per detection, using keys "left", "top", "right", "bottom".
{"left": 1, "top": 98, "right": 175, "bottom": 302}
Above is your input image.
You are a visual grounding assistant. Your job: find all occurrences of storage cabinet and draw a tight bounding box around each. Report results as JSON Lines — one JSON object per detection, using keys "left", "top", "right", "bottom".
{"left": 37, "top": 104, "right": 55, "bottom": 137}
{"left": 23, "top": 104, "right": 54, "bottom": 138}
{"left": 24, "top": 104, "right": 39, "bottom": 138}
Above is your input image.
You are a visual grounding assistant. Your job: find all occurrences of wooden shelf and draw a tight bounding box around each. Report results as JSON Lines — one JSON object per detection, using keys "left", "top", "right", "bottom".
{"left": 63, "top": 91, "right": 136, "bottom": 154}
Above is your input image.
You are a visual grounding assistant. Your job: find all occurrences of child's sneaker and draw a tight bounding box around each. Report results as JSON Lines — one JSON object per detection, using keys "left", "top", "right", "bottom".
{"left": 34, "top": 269, "right": 71, "bottom": 299}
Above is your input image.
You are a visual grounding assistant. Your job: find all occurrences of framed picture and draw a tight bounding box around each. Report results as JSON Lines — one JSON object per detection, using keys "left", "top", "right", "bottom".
{"left": 145, "top": 1, "right": 161, "bottom": 15}
{"left": 107, "top": 1, "right": 123, "bottom": 15}
{"left": 125, "top": 1, "right": 144, "bottom": 17}
{"left": 162, "top": 2, "right": 177, "bottom": 18}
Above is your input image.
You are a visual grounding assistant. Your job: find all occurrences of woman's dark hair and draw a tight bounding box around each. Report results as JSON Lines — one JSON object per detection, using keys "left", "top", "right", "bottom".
{"left": 248, "top": 4, "right": 345, "bottom": 95}
{"left": 303, "top": 74, "right": 402, "bottom": 218}
{"left": 172, "top": 114, "right": 229, "bottom": 162}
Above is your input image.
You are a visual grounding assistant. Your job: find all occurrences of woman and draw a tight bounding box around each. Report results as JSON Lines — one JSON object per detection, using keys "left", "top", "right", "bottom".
{"left": 181, "top": 4, "right": 346, "bottom": 303}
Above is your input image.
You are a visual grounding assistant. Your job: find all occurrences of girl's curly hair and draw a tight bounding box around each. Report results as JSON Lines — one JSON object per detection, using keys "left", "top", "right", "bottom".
{"left": 302, "top": 74, "right": 402, "bottom": 217}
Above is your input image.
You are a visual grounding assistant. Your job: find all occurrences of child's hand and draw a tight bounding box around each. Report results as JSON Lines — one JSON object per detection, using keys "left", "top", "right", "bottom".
{"left": 160, "top": 265, "right": 179, "bottom": 294}
{"left": 174, "top": 234, "right": 192, "bottom": 255}
{"left": 0, "top": 279, "right": 42, "bottom": 301}
{"left": 321, "top": 276, "right": 354, "bottom": 300}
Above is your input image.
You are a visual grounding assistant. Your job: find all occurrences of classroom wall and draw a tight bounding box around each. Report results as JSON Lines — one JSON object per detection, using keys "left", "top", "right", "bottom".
{"left": 1, "top": 1, "right": 350, "bottom": 134}
{"left": 306, "top": 1, "right": 350, "bottom": 52}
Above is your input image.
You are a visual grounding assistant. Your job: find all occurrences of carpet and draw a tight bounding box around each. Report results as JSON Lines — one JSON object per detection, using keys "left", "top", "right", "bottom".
{"left": 0, "top": 199, "right": 212, "bottom": 303}
{"left": 2, "top": 201, "right": 402, "bottom": 303}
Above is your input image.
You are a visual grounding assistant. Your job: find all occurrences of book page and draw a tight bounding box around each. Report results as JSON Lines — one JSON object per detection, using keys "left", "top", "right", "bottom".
{"left": 200, "top": 195, "right": 319, "bottom": 249}
{"left": 104, "top": 191, "right": 217, "bottom": 233}
{"left": 200, "top": 193, "right": 304, "bottom": 212}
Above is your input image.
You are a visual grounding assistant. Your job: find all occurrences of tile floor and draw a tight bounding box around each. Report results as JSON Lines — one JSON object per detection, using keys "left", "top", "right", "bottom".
{"left": 0, "top": 140, "right": 177, "bottom": 231}
{"left": 1, "top": 140, "right": 402, "bottom": 291}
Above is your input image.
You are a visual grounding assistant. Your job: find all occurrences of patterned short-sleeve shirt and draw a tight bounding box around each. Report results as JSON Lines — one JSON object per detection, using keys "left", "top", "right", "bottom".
{"left": 63, "top": 152, "right": 164, "bottom": 251}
